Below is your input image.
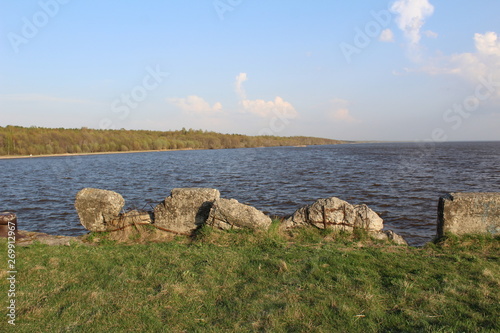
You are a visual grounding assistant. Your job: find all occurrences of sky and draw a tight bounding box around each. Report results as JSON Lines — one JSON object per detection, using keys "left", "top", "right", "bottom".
{"left": 1, "top": 0, "right": 500, "bottom": 141}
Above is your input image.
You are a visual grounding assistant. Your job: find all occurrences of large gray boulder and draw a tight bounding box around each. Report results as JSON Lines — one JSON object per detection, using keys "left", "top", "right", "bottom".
{"left": 438, "top": 192, "right": 500, "bottom": 237}
{"left": 282, "top": 197, "right": 383, "bottom": 232}
{"left": 207, "top": 198, "right": 272, "bottom": 230}
{"left": 154, "top": 188, "right": 220, "bottom": 235}
{"left": 75, "top": 188, "right": 125, "bottom": 232}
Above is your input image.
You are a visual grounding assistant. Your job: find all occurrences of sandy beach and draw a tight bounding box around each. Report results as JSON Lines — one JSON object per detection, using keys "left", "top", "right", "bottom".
{"left": 0, "top": 148, "right": 199, "bottom": 160}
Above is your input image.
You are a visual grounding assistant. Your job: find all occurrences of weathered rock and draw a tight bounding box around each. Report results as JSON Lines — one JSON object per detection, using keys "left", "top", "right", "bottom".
{"left": 371, "top": 230, "right": 408, "bottom": 245}
{"left": 437, "top": 192, "right": 500, "bottom": 237}
{"left": 101, "top": 210, "right": 155, "bottom": 243}
{"left": 75, "top": 188, "right": 125, "bottom": 232}
{"left": 207, "top": 198, "right": 272, "bottom": 231}
{"left": 0, "top": 212, "right": 18, "bottom": 238}
{"left": 109, "top": 210, "right": 152, "bottom": 229}
{"left": 154, "top": 188, "right": 220, "bottom": 235}
{"left": 385, "top": 230, "right": 408, "bottom": 245}
{"left": 282, "top": 197, "right": 383, "bottom": 232}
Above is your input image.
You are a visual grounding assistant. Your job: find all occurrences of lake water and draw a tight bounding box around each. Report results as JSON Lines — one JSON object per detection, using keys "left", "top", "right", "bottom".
{"left": 1, "top": 141, "right": 499, "bottom": 246}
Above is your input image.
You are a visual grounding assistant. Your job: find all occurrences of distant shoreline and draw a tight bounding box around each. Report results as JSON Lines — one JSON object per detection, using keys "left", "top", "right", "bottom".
{"left": 0, "top": 126, "right": 345, "bottom": 158}
{"left": 0, "top": 142, "right": 427, "bottom": 160}
{"left": 8, "top": 141, "right": 496, "bottom": 160}
{"left": 0, "top": 148, "right": 204, "bottom": 160}
{"left": 0, "top": 144, "right": 349, "bottom": 160}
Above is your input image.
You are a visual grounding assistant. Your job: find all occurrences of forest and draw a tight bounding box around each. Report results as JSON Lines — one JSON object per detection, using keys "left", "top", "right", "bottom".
{"left": 0, "top": 125, "right": 344, "bottom": 156}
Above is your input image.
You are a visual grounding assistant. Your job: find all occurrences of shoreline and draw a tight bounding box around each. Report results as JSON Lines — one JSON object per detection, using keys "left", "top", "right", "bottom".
{"left": 0, "top": 143, "right": 351, "bottom": 160}
{"left": 0, "top": 147, "right": 210, "bottom": 160}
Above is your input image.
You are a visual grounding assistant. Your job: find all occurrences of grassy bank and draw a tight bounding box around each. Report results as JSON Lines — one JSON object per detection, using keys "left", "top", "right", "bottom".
{"left": 1, "top": 226, "right": 499, "bottom": 332}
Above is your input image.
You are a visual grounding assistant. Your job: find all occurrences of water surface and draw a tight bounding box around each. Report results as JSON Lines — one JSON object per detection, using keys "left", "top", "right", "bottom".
{"left": 1, "top": 141, "right": 499, "bottom": 246}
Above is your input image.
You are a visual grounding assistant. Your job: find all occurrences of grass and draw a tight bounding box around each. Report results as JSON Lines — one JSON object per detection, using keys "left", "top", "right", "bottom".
{"left": 1, "top": 226, "right": 499, "bottom": 332}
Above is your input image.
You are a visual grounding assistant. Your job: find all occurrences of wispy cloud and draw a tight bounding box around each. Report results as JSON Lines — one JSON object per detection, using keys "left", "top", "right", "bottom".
{"left": 235, "top": 72, "right": 248, "bottom": 99}
{"left": 328, "top": 98, "right": 357, "bottom": 123}
{"left": 423, "top": 30, "right": 438, "bottom": 38}
{"left": 421, "top": 32, "right": 500, "bottom": 79}
{"left": 379, "top": 28, "right": 395, "bottom": 43}
{"left": 405, "top": 31, "right": 500, "bottom": 106}
{"left": 167, "top": 95, "right": 222, "bottom": 115}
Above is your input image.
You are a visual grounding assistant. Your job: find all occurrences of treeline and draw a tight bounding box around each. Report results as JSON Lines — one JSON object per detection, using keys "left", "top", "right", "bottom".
{"left": 0, "top": 126, "right": 344, "bottom": 156}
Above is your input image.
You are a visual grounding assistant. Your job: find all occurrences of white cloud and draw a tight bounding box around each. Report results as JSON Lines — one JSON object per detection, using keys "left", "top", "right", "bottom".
{"left": 331, "top": 109, "right": 357, "bottom": 122}
{"left": 391, "top": 0, "right": 434, "bottom": 60}
{"left": 241, "top": 96, "right": 299, "bottom": 118}
{"left": 403, "top": 32, "right": 500, "bottom": 81}
{"left": 379, "top": 28, "right": 395, "bottom": 42}
{"left": 413, "top": 31, "right": 500, "bottom": 103}
{"left": 447, "top": 32, "right": 500, "bottom": 81}
{"left": 235, "top": 72, "right": 248, "bottom": 99}
{"left": 328, "top": 99, "right": 357, "bottom": 123}
{"left": 167, "top": 95, "right": 222, "bottom": 115}
{"left": 234, "top": 73, "right": 299, "bottom": 119}
{"left": 474, "top": 31, "right": 500, "bottom": 56}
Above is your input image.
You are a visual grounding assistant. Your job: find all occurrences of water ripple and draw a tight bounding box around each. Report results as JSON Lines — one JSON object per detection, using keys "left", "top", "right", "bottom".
{"left": 1, "top": 142, "right": 499, "bottom": 245}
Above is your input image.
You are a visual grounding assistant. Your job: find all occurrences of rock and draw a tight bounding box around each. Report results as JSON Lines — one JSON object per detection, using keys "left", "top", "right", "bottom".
{"left": 282, "top": 197, "right": 383, "bottom": 232}
{"left": 371, "top": 230, "right": 408, "bottom": 245}
{"left": 0, "top": 212, "right": 18, "bottom": 238}
{"left": 385, "top": 230, "right": 408, "bottom": 245}
{"left": 207, "top": 198, "right": 272, "bottom": 231}
{"left": 154, "top": 188, "right": 220, "bottom": 235}
{"left": 75, "top": 188, "right": 125, "bottom": 232}
{"left": 109, "top": 210, "right": 152, "bottom": 229}
{"left": 102, "top": 210, "right": 155, "bottom": 243}
{"left": 437, "top": 192, "right": 500, "bottom": 237}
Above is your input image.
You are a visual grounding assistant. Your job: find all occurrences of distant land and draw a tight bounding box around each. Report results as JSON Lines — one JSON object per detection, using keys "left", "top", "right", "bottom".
{"left": 0, "top": 125, "right": 345, "bottom": 157}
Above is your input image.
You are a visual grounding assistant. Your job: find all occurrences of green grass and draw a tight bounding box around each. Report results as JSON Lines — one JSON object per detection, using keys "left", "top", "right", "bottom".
{"left": 1, "top": 229, "right": 499, "bottom": 332}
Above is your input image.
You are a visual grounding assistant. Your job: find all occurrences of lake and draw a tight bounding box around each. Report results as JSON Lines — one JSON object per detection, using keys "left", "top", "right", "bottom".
{"left": 1, "top": 141, "right": 499, "bottom": 246}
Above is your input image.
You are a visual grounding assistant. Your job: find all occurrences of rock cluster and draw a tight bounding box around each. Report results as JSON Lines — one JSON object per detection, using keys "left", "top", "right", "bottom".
{"left": 74, "top": 187, "right": 407, "bottom": 245}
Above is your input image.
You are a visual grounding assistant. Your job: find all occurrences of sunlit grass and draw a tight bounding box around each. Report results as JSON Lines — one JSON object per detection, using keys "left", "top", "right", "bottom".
{"left": 1, "top": 230, "right": 498, "bottom": 332}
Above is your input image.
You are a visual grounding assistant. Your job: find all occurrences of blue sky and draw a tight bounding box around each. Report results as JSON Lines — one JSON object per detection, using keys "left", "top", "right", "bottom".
{"left": 1, "top": 0, "right": 499, "bottom": 141}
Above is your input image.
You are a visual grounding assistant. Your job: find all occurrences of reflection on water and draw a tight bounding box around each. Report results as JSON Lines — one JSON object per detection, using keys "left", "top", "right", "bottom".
{"left": 1, "top": 141, "right": 499, "bottom": 246}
